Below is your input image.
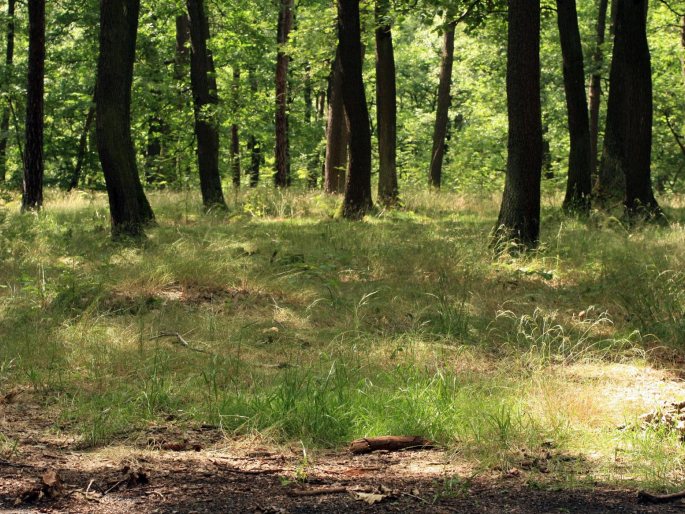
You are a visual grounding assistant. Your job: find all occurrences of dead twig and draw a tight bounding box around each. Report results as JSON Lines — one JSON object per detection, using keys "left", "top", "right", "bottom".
{"left": 288, "top": 486, "right": 348, "bottom": 497}
{"left": 149, "top": 331, "right": 210, "bottom": 354}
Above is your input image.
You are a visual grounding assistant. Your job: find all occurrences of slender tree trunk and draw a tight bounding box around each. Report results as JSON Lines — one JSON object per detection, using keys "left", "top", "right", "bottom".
{"left": 375, "top": 0, "right": 399, "bottom": 205}
{"left": 324, "top": 49, "right": 348, "bottom": 194}
{"left": 494, "top": 0, "right": 542, "bottom": 249}
{"left": 96, "top": 0, "right": 155, "bottom": 237}
{"left": 187, "top": 0, "right": 226, "bottom": 209}
{"left": 68, "top": 89, "right": 96, "bottom": 191}
{"left": 588, "top": 0, "right": 608, "bottom": 177}
{"left": 175, "top": 14, "right": 190, "bottom": 81}
{"left": 275, "top": 0, "right": 293, "bottom": 188}
{"left": 338, "top": 0, "right": 373, "bottom": 219}
{"left": 22, "top": 0, "right": 46, "bottom": 211}
{"left": 0, "top": 0, "right": 15, "bottom": 183}
{"left": 600, "top": 0, "right": 663, "bottom": 221}
{"left": 144, "top": 113, "right": 164, "bottom": 184}
{"left": 247, "top": 69, "right": 260, "bottom": 187}
{"left": 429, "top": 19, "right": 456, "bottom": 189}
{"left": 681, "top": 15, "right": 685, "bottom": 87}
{"left": 557, "top": 0, "right": 592, "bottom": 214}
{"left": 231, "top": 66, "right": 240, "bottom": 188}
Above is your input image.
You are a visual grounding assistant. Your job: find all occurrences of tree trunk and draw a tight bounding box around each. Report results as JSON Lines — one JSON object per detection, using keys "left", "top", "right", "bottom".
{"left": 231, "top": 66, "right": 240, "bottom": 188}
{"left": 375, "top": 0, "right": 399, "bottom": 206}
{"left": 96, "top": 0, "right": 155, "bottom": 237}
{"left": 494, "top": 0, "right": 542, "bottom": 249}
{"left": 175, "top": 14, "right": 190, "bottom": 81}
{"left": 68, "top": 89, "right": 96, "bottom": 191}
{"left": 557, "top": 0, "right": 592, "bottom": 214}
{"left": 247, "top": 69, "right": 260, "bottom": 187}
{"left": 144, "top": 113, "right": 164, "bottom": 184}
{"left": 0, "top": 0, "right": 15, "bottom": 183}
{"left": 22, "top": 0, "right": 46, "bottom": 211}
{"left": 429, "top": 19, "right": 456, "bottom": 189}
{"left": 275, "top": 0, "right": 293, "bottom": 188}
{"left": 588, "top": 0, "right": 608, "bottom": 177}
{"left": 187, "top": 0, "right": 226, "bottom": 209}
{"left": 324, "top": 49, "right": 348, "bottom": 194}
{"left": 338, "top": 0, "right": 373, "bottom": 219}
{"left": 599, "top": 0, "right": 663, "bottom": 221}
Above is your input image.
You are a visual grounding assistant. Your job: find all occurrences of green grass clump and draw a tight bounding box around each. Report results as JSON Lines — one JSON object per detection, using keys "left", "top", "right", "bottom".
{"left": 1, "top": 188, "right": 685, "bottom": 489}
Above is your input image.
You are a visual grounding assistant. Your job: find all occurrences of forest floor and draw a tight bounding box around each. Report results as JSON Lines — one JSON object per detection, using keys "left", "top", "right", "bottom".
{"left": 1, "top": 189, "right": 685, "bottom": 512}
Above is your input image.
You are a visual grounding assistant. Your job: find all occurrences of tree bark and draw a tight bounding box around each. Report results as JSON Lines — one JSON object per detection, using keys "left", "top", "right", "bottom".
{"left": 187, "top": 0, "right": 226, "bottom": 209}
{"left": 557, "top": 0, "right": 592, "bottom": 214}
{"left": 247, "top": 69, "right": 260, "bottom": 187}
{"left": 275, "top": 0, "right": 293, "bottom": 188}
{"left": 599, "top": 0, "right": 663, "bottom": 221}
{"left": 175, "top": 14, "right": 190, "bottom": 81}
{"left": 338, "top": 0, "right": 373, "bottom": 219}
{"left": 22, "top": 0, "right": 46, "bottom": 211}
{"left": 68, "top": 89, "right": 96, "bottom": 191}
{"left": 324, "top": 49, "right": 348, "bottom": 194}
{"left": 231, "top": 66, "right": 240, "bottom": 188}
{"left": 96, "top": 0, "right": 155, "bottom": 237}
{"left": 375, "top": 0, "right": 398, "bottom": 205}
{"left": 494, "top": 0, "right": 542, "bottom": 249}
{"left": 429, "top": 19, "right": 456, "bottom": 189}
{"left": 0, "top": 0, "right": 15, "bottom": 183}
{"left": 588, "top": 0, "right": 608, "bottom": 178}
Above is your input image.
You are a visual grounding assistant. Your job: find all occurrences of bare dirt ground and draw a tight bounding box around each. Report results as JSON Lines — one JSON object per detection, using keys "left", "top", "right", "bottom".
{"left": 1, "top": 392, "right": 684, "bottom": 514}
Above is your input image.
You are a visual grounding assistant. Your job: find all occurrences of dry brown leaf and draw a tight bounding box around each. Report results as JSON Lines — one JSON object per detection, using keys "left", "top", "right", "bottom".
{"left": 354, "top": 492, "right": 388, "bottom": 505}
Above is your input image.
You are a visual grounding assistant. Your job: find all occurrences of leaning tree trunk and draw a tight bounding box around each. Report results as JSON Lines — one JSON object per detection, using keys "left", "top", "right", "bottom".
{"left": 324, "top": 49, "right": 348, "bottom": 194}
{"left": 588, "top": 0, "right": 608, "bottom": 177}
{"left": 557, "top": 0, "right": 592, "bottom": 214}
{"left": 338, "top": 0, "right": 373, "bottom": 219}
{"left": 0, "top": 0, "right": 15, "bottom": 183}
{"left": 429, "top": 18, "right": 456, "bottom": 189}
{"left": 600, "top": 0, "right": 662, "bottom": 221}
{"left": 96, "top": 0, "right": 155, "bottom": 237}
{"left": 231, "top": 66, "right": 240, "bottom": 188}
{"left": 187, "top": 0, "right": 226, "bottom": 209}
{"left": 22, "top": 0, "right": 46, "bottom": 212}
{"left": 494, "top": 0, "right": 542, "bottom": 249}
{"left": 68, "top": 89, "right": 96, "bottom": 191}
{"left": 275, "top": 0, "right": 293, "bottom": 188}
{"left": 375, "top": 0, "right": 398, "bottom": 205}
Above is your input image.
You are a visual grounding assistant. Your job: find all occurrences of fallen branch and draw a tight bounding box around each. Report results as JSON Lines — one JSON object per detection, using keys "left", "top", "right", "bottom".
{"left": 638, "top": 489, "right": 685, "bottom": 504}
{"left": 349, "top": 436, "right": 433, "bottom": 455}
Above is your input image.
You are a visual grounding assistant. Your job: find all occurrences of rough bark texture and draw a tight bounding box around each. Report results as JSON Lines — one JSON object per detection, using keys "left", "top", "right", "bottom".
{"left": 557, "top": 0, "right": 593, "bottom": 214}
{"left": 187, "top": 0, "right": 226, "bottom": 209}
{"left": 22, "top": 0, "right": 46, "bottom": 212}
{"left": 375, "top": 0, "right": 398, "bottom": 205}
{"left": 599, "top": 0, "right": 663, "bottom": 220}
{"left": 274, "top": 0, "right": 293, "bottom": 188}
{"left": 494, "top": 0, "right": 542, "bottom": 249}
{"left": 349, "top": 436, "right": 433, "bottom": 455}
{"left": 338, "top": 0, "right": 373, "bottom": 219}
{"left": 231, "top": 67, "right": 240, "bottom": 188}
{"left": 588, "top": 0, "right": 608, "bottom": 177}
{"left": 68, "top": 90, "right": 96, "bottom": 191}
{"left": 0, "top": 0, "right": 15, "bottom": 183}
{"left": 96, "top": 0, "right": 155, "bottom": 237}
{"left": 429, "top": 20, "right": 456, "bottom": 189}
{"left": 324, "top": 49, "right": 348, "bottom": 194}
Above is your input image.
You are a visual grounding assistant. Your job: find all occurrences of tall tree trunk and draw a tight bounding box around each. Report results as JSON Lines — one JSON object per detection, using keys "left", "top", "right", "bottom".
{"left": 175, "top": 14, "right": 190, "bottom": 81}
{"left": 494, "top": 0, "right": 542, "bottom": 249}
{"left": 681, "top": 14, "right": 685, "bottom": 87}
{"left": 557, "top": 0, "right": 592, "bottom": 214}
{"left": 600, "top": 0, "right": 663, "bottom": 221}
{"left": 588, "top": 0, "right": 608, "bottom": 177}
{"left": 144, "top": 113, "right": 164, "bottom": 184}
{"left": 96, "top": 0, "right": 155, "bottom": 237}
{"left": 375, "top": 0, "right": 399, "bottom": 205}
{"left": 22, "top": 0, "right": 46, "bottom": 211}
{"left": 247, "top": 69, "right": 260, "bottom": 187}
{"left": 324, "top": 49, "right": 348, "bottom": 194}
{"left": 187, "top": 0, "right": 226, "bottom": 209}
{"left": 68, "top": 89, "right": 96, "bottom": 191}
{"left": 429, "top": 19, "right": 456, "bottom": 189}
{"left": 338, "top": 0, "right": 373, "bottom": 219}
{"left": 0, "top": 0, "right": 15, "bottom": 183}
{"left": 275, "top": 0, "right": 293, "bottom": 188}
{"left": 231, "top": 66, "right": 240, "bottom": 188}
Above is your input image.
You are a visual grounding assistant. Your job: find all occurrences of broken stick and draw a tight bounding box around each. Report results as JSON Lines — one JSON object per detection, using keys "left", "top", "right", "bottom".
{"left": 349, "top": 436, "right": 433, "bottom": 455}
{"left": 638, "top": 489, "right": 685, "bottom": 504}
